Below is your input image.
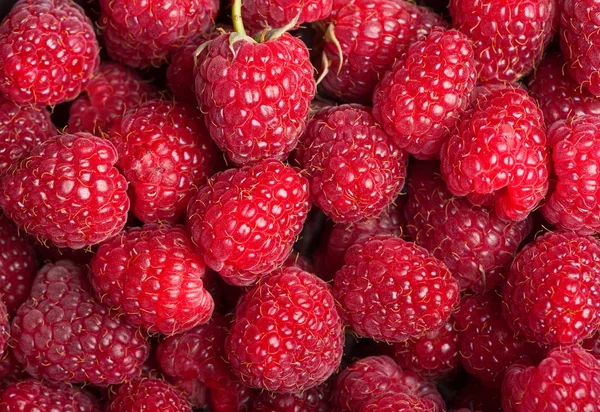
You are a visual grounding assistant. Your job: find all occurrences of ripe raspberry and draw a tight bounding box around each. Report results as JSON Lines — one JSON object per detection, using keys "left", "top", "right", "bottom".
{"left": 541, "top": 115, "right": 600, "bottom": 234}
{"left": 108, "top": 99, "right": 216, "bottom": 224}
{"left": 332, "top": 355, "right": 444, "bottom": 412}
{"left": 106, "top": 377, "right": 192, "bottom": 412}
{"left": 320, "top": 0, "right": 446, "bottom": 104}
{"left": 225, "top": 267, "right": 344, "bottom": 393}
{"left": 208, "top": 383, "right": 254, "bottom": 412}
{"left": 0, "top": 379, "right": 101, "bottom": 411}
{"left": 372, "top": 28, "right": 476, "bottom": 159}
{"left": 194, "top": 32, "right": 315, "bottom": 165}
{"left": 11, "top": 261, "right": 149, "bottom": 385}
{"left": 405, "top": 161, "right": 532, "bottom": 292}
{"left": 333, "top": 234, "right": 460, "bottom": 342}
{"left": 502, "top": 346, "right": 600, "bottom": 411}
{"left": 450, "top": 0, "right": 555, "bottom": 82}
{"left": 171, "top": 378, "right": 208, "bottom": 409}
{"left": 0, "top": 133, "right": 129, "bottom": 249}
{"left": 90, "top": 224, "right": 215, "bottom": 335}
{"left": 528, "top": 51, "right": 600, "bottom": 126}
{"left": 242, "top": 0, "right": 332, "bottom": 34}
{"left": 440, "top": 86, "right": 549, "bottom": 221}
{"left": 187, "top": 160, "right": 310, "bottom": 286}
{"left": 560, "top": 0, "right": 600, "bottom": 96}
{"left": 296, "top": 104, "right": 407, "bottom": 223}
{"left": 68, "top": 62, "right": 157, "bottom": 135}
{"left": 0, "top": 349, "right": 29, "bottom": 382}
{"left": 502, "top": 231, "right": 600, "bottom": 345}
{"left": 100, "top": 0, "right": 219, "bottom": 68}
{"left": 0, "top": 96, "right": 56, "bottom": 174}
{"left": 360, "top": 392, "right": 436, "bottom": 412}
{"left": 0, "top": 0, "right": 100, "bottom": 106}
{"left": 252, "top": 385, "right": 330, "bottom": 411}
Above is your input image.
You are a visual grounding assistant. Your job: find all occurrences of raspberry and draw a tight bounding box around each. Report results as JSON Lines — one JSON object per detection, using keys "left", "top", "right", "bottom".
{"left": 171, "top": 379, "right": 209, "bottom": 409}
{"left": 502, "top": 346, "right": 600, "bottom": 411}
{"left": 541, "top": 115, "right": 600, "bottom": 234}
{"left": 450, "top": 0, "right": 555, "bottom": 82}
{"left": 320, "top": 0, "right": 446, "bottom": 104}
{"left": 187, "top": 159, "right": 310, "bottom": 286}
{"left": 252, "top": 385, "right": 331, "bottom": 411}
{"left": 68, "top": 62, "right": 158, "bottom": 135}
{"left": 208, "top": 383, "right": 254, "bottom": 412}
{"left": 583, "top": 330, "right": 600, "bottom": 360}
{"left": 0, "top": 349, "right": 29, "bottom": 382}
{"left": 333, "top": 234, "right": 459, "bottom": 342}
{"left": 194, "top": 31, "right": 315, "bottom": 165}
{"left": 405, "top": 161, "right": 532, "bottom": 292}
{"left": 440, "top": 86, "right": 549, "bottom": 221}
{"left": 242, "top": 0, "right": 333, "bottom": 34}
{"left": 372, "top": 28, "right": 476, "bottom": 159}
{"left": 502, "top": 231, "right": 600, "bottom": 346}
{"left": 225, "top": 267, "right": 344, "bottom": 393}
{"left": 108, "top": 99, "right": 216, "bottom": 224}
{"left": 106, "top": 377, "right": 192, "bottom": 412}
{"left": 100, "top": 0, "right": 219, "bottom": 68}
{"left": 0, "top": 379, "right": 101, "bottom": 411}
{"left": 0, "top": 133, "right": 130, "bottom": 249}
{"left": 90, "top": 224, "right": 215, "bottom": 335}
{"left": 528, "top": 51, "right": 600, "bottom": 126}
{"left": 0, "top": 96, "right": 56, "bottom": 174}
{"left": 11, "top": 261, "right": 149, "bottom": 385}
{"left": 360, "top": 392, "right": 437, "bottom": 412}
{"left": 0, "top": 0, "right": 100, "bottom": 106}
{"left": 296, "top": 104, "right": 408, "bottom": 223}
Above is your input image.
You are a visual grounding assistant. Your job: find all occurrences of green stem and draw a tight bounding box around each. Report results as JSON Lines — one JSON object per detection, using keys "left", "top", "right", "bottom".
{"left": 232, "top": 0, "right": 247, "bottom": 37}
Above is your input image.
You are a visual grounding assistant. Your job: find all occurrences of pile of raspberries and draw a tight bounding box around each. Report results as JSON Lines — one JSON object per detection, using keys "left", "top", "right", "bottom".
{"left": 0, "top": 0, "right": 599, "bottom": 410}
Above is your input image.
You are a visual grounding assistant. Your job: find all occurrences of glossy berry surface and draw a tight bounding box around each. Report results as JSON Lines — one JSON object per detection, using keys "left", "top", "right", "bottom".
{"left": 360, "top": 392, "right": 437, "bottom": 412}
{"left": 106, "top": 377, "right": 193, "bottom": 412}
{"left": 242, "top": 0, "right": 333, "bottom": 34}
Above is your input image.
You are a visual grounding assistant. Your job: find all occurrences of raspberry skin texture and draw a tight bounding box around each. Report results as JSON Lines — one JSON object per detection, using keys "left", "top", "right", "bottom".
{"left": 106, "top": 377, "right": 192, "bottom": 412}
{"left": 450, "top": 0, "right": 555, "bottom": 83}
{"left": 90, "top": 224, "right": 215, "bottom": 335}
{"left": 528, "top": 51, "right": 600, "bottom": 126}
{"left": 108, "top": 99, "right": 216, "bottom": 224}
{"left": 360, "top": 392, "right": 436, "bottom": 412}
{"left": 502, "top": 346, "right": 600, "bottom": 411}
{"left": 171, "top": 378, "right": 209, "bottom": 409}
{"left": 225, "top": 267, "right": 344, "bottom": 393}
{"left": 100, "top": 0, "right": 219, "bottom": 68}
{"left": 68, "top": 62, "right": 158, "bottom": 135}
{"left": 502, "top": 231, "right": 600, "bottom": 346}
{"left": 372, "top": 28, "right": 477, "bottom": 159}
{"left": 296, "top": 104, "right": 408, "bottom": 223}
{"left": 405, "top": 161, "right": 532, "bottom": 293}
{"left": 541, "top": 115, "right": 600, "bottom": 235}
{"left": 242, "top": 0, "right": 333, "bottom": 34}
{"left": 194, "top": 32, "right": 316, "bottom": 166}
{"left": 0, "top": 379, "right": 101, "bottom": 412}
{"left": 0, "top": 96, "right": 56, "bottom": 174}
{"left": 11, "top": 261, "right": 150, "bottom": 385}
{"left": 333, "top": 234, "right": 460, "bottom": 342}
{"left": 186, "top": 159, "right": 311, "bottom": 286}
{"left": 252, "top": 385, "right": 331, "bottom": 411}
{"left": 440, "top": 86, "right": 549, "bottom": 221}
{"left": 320, "top": 0, "right": 447, "bottom": 104}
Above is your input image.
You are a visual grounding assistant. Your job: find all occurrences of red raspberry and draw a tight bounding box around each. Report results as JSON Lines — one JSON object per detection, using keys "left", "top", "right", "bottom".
{"left": 502, "top": 231, "right": 600, "bottom": 346}
{"left": 171, "top": 379, "right": 209, "bottom": 409}
{"left": 100, "top": 0, "right": 219, "bottom": 68}
{"left": 373, "top": 28, "right": 476, "bottom": 159}
{"left": 108, "top": 99, "right": 216, "bottom": 224}
{"left": 320, "top": 0, "right": 446, "bottom": 104}
{"left": 333, "top": 234, "right": 460, "bottom": 342}
{"left": 502, "top": 346, "right": 600, "bottom": 411}
{"left": 450, "top": 0, "right": 555, "bottom": 82}
{"left": 251, "top": 385, "right": 330, "bottom": 411}
{"left": 0, "top": 379, "right": 101, "bottom": 411}
{"left": 560, "top": 0, "right": 600, "bottom": 96}
{"left": 90, "top": 224, "right": 215, "bottom": 335}
{"left": 440, "top": 86, "right": 549, "bottom": 221}
{"left": 68, "top": 62, "right": 158, "bottom": 135}
{"left": 0, "top": 133, "right": 129, "bottom": 249}
{"left": 11, "top": 261, "right": 149, "bottom": 385}
{"left": 405, "top": 161, "right": 532, "bottom": 292}
{"left": 542, "top": 115, "right": 600, "bottom": 234}
{"left": 360, "top": 392, "right": 437, "bottom": 412}
{"left": 187, "top": 160, "right": 310, "bottom": 286}
{"left": 332, "top": 355, "right": 444, "bottom": 412}
{"left": 296, "top": 104, "right": 408, "bottom": 223}
{"left": 0, "top": 96, "right": 56, "bottom": 173}
{"left": 106, "top": 377, "right": 192, "bottom": 412}
{"left": 0, "top": 0, "right": 100, "bottom": 106}
{"left": 194, "top": 32, "right": 315, "bottom": 165}
{"left": 528, "top": 51, "right": 600, "bottom": 126}
{"left": 225, "top": 267, "right": 344, "bottom": 393}
{"left": 242, "top": 0, "right": 332, "bottom": 34}
{"left": 208, "top": 383, "right": 255, "bottom": 412}
{"left": 0, "top": 349, "right": 29, "bottom": 382}
{"left": 583, "top": 330, "right": 600, "bottom": 360}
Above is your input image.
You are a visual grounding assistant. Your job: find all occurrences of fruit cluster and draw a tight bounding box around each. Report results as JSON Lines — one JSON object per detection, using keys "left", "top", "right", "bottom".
{"left": 0, "top": 0, "right": 599, "bottom": 410}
